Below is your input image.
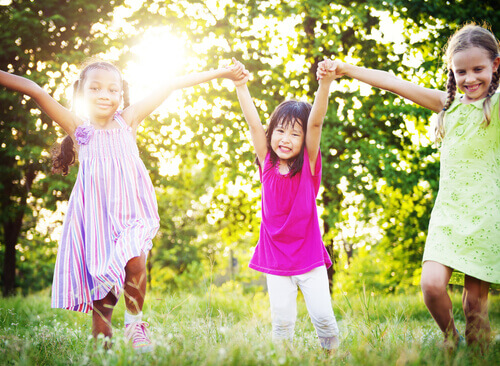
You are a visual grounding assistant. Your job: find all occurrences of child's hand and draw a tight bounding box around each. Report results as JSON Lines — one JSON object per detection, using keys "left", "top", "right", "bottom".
{"left": 224, "top": 58, "right": 249, "bottom": 87}
{"left": 222, "top": 58, "right": 246, "bottom": 80}
{"left": 317, "top": 59, "right": 345, "bottom": 82}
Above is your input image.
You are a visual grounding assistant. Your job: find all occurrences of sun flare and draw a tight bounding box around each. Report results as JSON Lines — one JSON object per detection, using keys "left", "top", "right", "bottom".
{"left": 124, "top": 27, "right": 186, "bottom": 113}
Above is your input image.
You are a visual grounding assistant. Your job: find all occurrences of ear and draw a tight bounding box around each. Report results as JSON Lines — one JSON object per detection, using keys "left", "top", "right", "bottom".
{"left": 493, "top": 56, "right": 500, "bottom": 72}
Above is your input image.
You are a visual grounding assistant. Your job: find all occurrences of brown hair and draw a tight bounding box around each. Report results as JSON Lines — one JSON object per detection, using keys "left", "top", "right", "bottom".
{"left": 52, "top": 61, "right": 130, "bottom": 175}
{"left": 435, "top": 24, "right": 500, "bottom": 142}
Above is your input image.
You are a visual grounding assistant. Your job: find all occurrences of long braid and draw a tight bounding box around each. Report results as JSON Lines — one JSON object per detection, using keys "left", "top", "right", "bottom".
{"left": 435, "top": 69, "right": 457, "bottom": 142}
{"left": 482, "top": 68, "right": 500, "bottom": 127}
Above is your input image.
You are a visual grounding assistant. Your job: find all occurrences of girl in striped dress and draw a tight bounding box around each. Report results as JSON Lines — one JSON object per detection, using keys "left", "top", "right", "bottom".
{"left": 0, "top": 60, "right": 246, "bottom": 351}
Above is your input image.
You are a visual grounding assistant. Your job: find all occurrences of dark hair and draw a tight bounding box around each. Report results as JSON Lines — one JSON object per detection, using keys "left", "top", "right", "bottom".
{"left": 51, "top": 61, "right": 130, "bottom": 175}
{"left": 436, "top": 23, "right": 500, "bottom": 141}
{"left": 262, "top": 99, "right": 312, "bottom": 177}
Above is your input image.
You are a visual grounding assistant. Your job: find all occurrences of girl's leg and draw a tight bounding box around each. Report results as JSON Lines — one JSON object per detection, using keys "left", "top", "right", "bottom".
{"left": 420, "top": 261, "right": 459, "bottom": 340}
{"left": 266, "top": 274, "right": 298, "bottom": 342}
{"left": 92, "top": 291, "right": 118, "bottom": 340}
{"left": 124, "top": 251, "right": 147, "bottom": 314}
{"left": 123, "top": 251, "right": 153, "bottom": 352}
{"left": 463, "top": 275, "right": 490, "bottom": 349}
{"left": 297, "top": 266, "right": 340, "bottom": 350}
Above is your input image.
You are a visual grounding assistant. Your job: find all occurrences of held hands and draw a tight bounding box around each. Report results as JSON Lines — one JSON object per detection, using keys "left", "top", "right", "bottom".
{"left": 316, "top": 58, "right": 345, "bottom": 82}
{"left": 225, "top": 57, "right": 249, "bottom": 87}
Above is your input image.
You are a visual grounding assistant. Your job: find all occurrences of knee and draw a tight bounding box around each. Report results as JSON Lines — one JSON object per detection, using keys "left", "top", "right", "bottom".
{"left": 421, "top": 277, "right": 446, "bottom": 301}
{"left": 311, "top": 313, "right": 339, "bottom": 337}
{"left": 126, "top": 252, "right": 146, "bottom": 271}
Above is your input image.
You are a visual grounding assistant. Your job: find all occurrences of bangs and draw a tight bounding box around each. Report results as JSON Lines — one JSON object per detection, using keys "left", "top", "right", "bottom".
{"left": 277, "top": 116, "right": 304, "bottom": 130}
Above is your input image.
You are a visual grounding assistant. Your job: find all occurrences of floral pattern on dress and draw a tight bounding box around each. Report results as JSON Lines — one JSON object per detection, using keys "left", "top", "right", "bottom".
{"left": 75, "top": 125, "right": 95, "bottom": 145}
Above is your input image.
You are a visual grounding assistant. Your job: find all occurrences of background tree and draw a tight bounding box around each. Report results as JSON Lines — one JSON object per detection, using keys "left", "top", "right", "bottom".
{"left": 0, "top": 0, "right": 128, "bottom": 296}
{"left": 2, "top": 0, "right": 498, "bottom": 295}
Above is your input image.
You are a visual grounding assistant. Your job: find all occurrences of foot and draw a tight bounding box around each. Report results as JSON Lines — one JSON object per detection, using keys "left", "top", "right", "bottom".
{"left": 125, "top": 320, "right": 153, "bottom": 353}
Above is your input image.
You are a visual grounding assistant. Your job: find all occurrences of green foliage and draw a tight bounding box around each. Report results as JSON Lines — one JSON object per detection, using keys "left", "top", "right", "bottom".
{"left": 2, "top": 0, "right": 499, "bottom": 296}
{"left": 0, "top": 0, "right": 128, "bottom": 295}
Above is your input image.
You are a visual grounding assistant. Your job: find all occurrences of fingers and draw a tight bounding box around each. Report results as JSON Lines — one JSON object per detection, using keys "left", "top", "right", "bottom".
{"left": 224, "top": 58, "right": 250, "bottom": 86}
{"left": 316, "top": 58, "right": 341, "bottom": 81}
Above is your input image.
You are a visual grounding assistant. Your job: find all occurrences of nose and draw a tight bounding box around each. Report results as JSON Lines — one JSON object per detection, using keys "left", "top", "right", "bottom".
{"left": 281, "top": 134, "right": 291, "bottom": 143}
{"left": 464, "top": 72, "right": 476, "bottom": 83}
{"left": 97, "top": 89, "right": 110, "bottom": 99}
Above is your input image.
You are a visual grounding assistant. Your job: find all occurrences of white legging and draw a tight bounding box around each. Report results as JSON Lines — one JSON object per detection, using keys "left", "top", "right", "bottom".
{"left": 266, "top": 266, "right": 340, "bottom": 349}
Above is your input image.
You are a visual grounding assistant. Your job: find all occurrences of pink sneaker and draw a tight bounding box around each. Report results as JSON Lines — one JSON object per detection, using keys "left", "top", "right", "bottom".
{"left": 125, "top": 321, "right": 153, "bottom": 353}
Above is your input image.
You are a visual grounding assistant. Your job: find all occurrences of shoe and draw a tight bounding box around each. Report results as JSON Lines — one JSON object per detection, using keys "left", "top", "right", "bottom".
{"left": 125, "top": 320, "right": 153, "bottom": 353}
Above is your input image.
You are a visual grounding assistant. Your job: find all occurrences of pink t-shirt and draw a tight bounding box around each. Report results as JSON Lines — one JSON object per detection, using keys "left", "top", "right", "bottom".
{"left": 249, "top": 149, "right": 332, "bottom": 276}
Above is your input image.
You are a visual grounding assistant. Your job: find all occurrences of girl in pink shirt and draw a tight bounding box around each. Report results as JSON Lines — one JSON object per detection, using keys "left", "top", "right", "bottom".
{"left": 228, "top": 59, "right": 340, "bottom": 351}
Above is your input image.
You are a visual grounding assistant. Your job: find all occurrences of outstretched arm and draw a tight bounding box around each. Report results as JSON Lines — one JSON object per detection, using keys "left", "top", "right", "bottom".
{"left": 0, "top": 70, "right": 80, "bottom": 135}
{"left": 230, "top": 61, "right": 268, "bottom": 166}
{"left": 123, "top": 61, "right": 247, "bottom": 129}
{"left": 317, "top": 59, "right": 447, "bottom": 113}
{"left": 306, "top": 60, "right": 337, "bottom": 173}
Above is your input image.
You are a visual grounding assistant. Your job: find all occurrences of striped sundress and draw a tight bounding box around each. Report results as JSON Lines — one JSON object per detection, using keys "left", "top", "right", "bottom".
{"left": 51, "top": 112, "right": 160, "bottom": 313}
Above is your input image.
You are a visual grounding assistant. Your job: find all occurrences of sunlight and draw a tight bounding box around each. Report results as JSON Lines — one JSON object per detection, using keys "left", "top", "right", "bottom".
{"left": 124, "top": 26, "right": 186, "bottom": 115}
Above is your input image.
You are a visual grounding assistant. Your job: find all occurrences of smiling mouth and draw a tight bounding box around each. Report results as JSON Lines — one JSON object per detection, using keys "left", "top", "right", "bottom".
{"left": 465, "top": 84, "right": 480, "bottom": 92}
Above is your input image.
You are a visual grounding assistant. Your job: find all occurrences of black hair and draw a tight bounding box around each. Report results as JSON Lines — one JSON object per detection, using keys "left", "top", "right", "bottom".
{"left": 262, "top": 99, "right": 312, "bottom": 177}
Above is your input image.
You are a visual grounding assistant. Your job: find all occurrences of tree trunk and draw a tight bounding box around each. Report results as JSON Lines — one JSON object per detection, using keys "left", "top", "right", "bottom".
{"left": 1, "top": 166, "right": 36, "bottom": 297}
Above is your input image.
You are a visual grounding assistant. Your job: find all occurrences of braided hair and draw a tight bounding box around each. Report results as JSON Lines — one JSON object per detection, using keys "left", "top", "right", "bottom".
{"left": 436, "top": 24, "right": 500, "bottom": 142}
{"left": 52, "top": 61, "right": 129, "bottom": 175}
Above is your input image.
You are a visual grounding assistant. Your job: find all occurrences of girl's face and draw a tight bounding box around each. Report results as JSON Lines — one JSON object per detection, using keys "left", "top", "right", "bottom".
{"left": 83, "top": 68, "right": 122, "bottom": 121}
{"left": 452, "top": 46, "right": 500, "bottom": 102}
{"left": 270, "top": 119, "right": 305, "bottom": 163}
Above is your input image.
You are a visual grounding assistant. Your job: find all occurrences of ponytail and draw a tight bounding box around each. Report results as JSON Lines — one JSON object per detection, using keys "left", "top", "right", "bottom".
{"left": 51, "top": 135, "right": 76, "bottom": 175}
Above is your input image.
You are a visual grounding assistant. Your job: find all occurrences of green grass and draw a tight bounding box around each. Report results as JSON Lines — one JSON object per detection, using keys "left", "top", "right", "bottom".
{"left": 0, "top": 284, "right": 499, "bottom": 365}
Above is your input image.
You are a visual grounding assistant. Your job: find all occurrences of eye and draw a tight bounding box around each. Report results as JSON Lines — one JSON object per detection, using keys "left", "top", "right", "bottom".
{"left": 474, "top": 67, "right": 484, "bottom": 72}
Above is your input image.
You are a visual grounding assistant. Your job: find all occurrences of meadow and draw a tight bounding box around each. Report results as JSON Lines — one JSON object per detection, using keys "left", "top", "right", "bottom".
{"left": 0, "top": 283, "right": 499, "bottom": 366}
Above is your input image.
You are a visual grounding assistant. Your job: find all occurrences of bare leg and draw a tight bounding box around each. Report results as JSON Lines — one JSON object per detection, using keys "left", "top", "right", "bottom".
{"left": 463, "top": 275, "right": 490, "bottom": 351}
{"left": 92, "top": 291, "right": 118, "bottom": 343}
{"left": 421, "top": 261, "right": 459, "bottom": 341}
{"left": 124, "top": 252, "right": 147, "bottom": 315}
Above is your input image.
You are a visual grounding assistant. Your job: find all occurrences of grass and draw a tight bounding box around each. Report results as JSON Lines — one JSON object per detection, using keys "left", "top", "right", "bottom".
{"left": 0, "top": 283, "right": 499, "bottom": 365}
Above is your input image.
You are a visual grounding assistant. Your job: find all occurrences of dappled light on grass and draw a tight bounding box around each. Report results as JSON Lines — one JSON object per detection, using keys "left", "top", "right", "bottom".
{"left": 1, "top": 289, "right": 499, "bottom": 365}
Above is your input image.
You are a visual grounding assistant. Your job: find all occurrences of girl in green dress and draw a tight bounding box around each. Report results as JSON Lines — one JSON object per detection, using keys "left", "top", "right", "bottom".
{"left": 317, "top": 24, "right": 500, "bottom": 351}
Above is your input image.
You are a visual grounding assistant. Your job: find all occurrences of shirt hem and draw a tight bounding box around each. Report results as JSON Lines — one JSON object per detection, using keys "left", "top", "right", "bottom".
{"left": 249, "top": 260, "right": 331, "bottom": 276}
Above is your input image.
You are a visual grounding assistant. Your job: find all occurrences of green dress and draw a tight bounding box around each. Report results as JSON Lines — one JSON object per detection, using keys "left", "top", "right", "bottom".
{"left": 423, "top": 93, "right": 500, "bottom": 284}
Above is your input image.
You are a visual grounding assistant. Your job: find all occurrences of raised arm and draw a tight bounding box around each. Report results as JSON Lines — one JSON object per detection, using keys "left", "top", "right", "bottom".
{"left": 122, "top": 61, "right": 247, "bottom": 129}
{"left": 306, "top": 60, "right": 337, "bottom": 173}
{"left": 0, "top": 70, "right": 80, "bottom": 135}
{"left": 229, "top": 62, "right": 268, "bottom": 166}
{"left": 319, "top": 59, "right": 447, "bottom": 113}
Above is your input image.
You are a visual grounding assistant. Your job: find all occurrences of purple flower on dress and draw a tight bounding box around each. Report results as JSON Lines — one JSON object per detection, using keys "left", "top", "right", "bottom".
{"left": 75, "top": 125, "right": 95, "bottom": 145}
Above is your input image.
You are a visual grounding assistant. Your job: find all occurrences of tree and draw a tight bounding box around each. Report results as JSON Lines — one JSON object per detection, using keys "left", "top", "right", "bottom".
{"left": 0, "top": 0, "right": 127, "bottom": 296}
{"left": 131, "top": 0, "right": 499, "bottom": 292}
